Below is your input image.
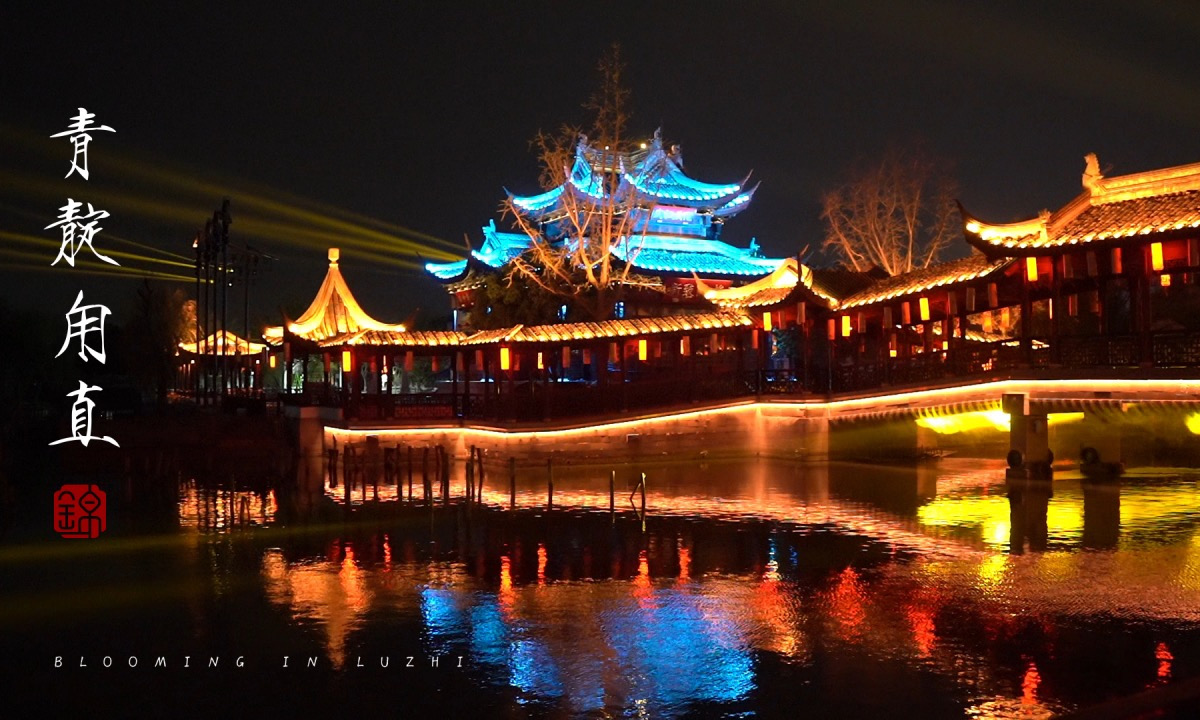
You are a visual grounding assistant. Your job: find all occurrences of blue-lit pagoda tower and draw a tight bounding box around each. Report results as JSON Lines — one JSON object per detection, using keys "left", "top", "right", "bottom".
{"left": 426, "top": 129, "right": 784, "bottom": 323}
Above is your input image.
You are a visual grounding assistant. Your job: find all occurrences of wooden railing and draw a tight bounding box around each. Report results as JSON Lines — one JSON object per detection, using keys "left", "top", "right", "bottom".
{"left": 283, "top": 331, "right": 1200, "bottom": 422}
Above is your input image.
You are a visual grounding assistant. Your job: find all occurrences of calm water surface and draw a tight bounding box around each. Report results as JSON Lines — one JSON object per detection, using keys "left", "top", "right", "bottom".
{"left": 6, "top": 457, "right": 1200, "bottom": 718}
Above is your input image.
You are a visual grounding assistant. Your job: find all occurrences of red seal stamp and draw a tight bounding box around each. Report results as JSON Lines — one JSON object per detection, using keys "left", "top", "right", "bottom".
{"left": 54, "top": 484, "right": 106, "bottom": 538}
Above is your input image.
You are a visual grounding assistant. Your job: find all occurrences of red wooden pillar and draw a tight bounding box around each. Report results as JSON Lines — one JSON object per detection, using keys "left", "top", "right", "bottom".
{"left": 618, "top": 340, "right": 628, "bottom": 412}
{"left": 1050, "top": 255, "right": 1062, "bottom": 365}
{"left": 1020, "top": 263, "right": 1034, "bottom": 366}
{"left": 1132, "top": 245, "right": 1153, "bottom": 366}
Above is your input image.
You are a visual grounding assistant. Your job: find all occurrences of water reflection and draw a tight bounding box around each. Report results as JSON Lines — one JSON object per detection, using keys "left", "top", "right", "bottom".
{"left": 279, "top": 458, "right": 1200, "bottom": 713}
{"left": 299, "top": 458, "right": 1200, "bottom": 715}
{"left": 1007, "top": 478, "right": 1051, "bottom": 554}
{"left": 13, "top": 456, "right": 1200, "bottom": 717}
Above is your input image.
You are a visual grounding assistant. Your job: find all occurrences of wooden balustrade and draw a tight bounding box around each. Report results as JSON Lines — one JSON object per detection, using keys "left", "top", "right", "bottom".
{"left": 281, "top": 329, "right": 1200, "bottom": 421}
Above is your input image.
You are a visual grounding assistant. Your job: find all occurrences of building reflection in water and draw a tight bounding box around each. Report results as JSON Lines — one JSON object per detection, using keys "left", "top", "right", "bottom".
{"left": 1007, "top": 478, "right": 1051, "bottom": 554}
{"left": 1082, "top": 479, "right": 1121, "bottom": 550}
{"left": 242, "top": 458, "right": 1200, "bottom": 716}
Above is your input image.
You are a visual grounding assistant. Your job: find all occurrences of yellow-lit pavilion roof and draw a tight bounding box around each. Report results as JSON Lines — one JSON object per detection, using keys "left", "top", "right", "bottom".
{"left": 491, "top": 313, "right": 752, "bottom": 343}
{"left": 319, "top": 329, "right": 467, "bottom": 348}
{"left": 180, "top": 329, "right": 268, "bottom": 356}
{"left": 699, "top": 258, "right": 804, "bottom": 309}
{"left": 963, "top": 153, "right": 1200, "bottom": 252}
{"left": 311, "top": 313, "right": 752, "bottom": 349}
{"left": 838, "top": 254, "right": 1011, "bottom": 310}
{"left": 699, "top": 254, "right": 1010, "bottom": 314}
{"left": 698, "top": 258, "right": 882, "bottom": 311}
{"left": 263, "top": 248, "right": 406, "bottom": 344}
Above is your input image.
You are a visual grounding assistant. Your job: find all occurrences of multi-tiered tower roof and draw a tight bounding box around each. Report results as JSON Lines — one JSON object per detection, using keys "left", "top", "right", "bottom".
{"left": 426, "top": 130, "right": 782, "bottom": 289}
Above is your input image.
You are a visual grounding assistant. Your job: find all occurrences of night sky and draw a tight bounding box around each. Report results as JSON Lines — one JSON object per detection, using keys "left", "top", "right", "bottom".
{"left": 5, "top": 1, "right": 1200, "bottom": 331}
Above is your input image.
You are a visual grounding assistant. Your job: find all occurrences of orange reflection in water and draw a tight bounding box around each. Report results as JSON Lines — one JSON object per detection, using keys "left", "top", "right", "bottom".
{"left": 908, "top": 603, "right": 936, "bottom": 659}
{"left": 1022, "top": 661, "right": 1041, "bottom": 707}
{"left": 829, "top": 567, "right": 867, "bottom": 640}
{"left": 499, "top": 554, "right": 515, "bottom": 617}
{"left": 260, "top": 546, "right": 371, "bottom": 671}
{"left": 478, "top": 482, "right": 978, "bottom": 560}
{"left": 177, "top": 483, "right": 277, "bottom": 532}
{"left": 1157, "top": 641, "right": 1173, "bottom": 681}
{"left": 678, "top": 540, "right": 691, "bottom": 583}
{"left": 750, "top": 561, "right": 806, "bottom": 661}
{"left": 537, "top": 543, "right": 547, "bottom": 586}
{"left": 633, "top": 549, "right": 655, "bottom": 609}
{"left": 340, "top": 545, "right": 368, "bottom": 613}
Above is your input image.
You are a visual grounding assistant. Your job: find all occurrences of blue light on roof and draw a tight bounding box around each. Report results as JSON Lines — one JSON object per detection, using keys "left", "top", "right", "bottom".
{"left": 429, "top": 136, "right": 771, "bottom": 282}
{"left": 425, "top": 259, "right": 468, "bottom": 279}
{"left": 612, "top": 236, "right": 784, "bottom": 276}
{"left": 511, "top": 185, "right": 564, "bottom": 212}
{"left": 625, "top": 167, "right": 741, "bottom": 203}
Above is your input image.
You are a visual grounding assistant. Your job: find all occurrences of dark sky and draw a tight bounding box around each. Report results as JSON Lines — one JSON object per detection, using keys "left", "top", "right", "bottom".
{"left": 5, "top": 1, "right": 1200, "bottom": 331}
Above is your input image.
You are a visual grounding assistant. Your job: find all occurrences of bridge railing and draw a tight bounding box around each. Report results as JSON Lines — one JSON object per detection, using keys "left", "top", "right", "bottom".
{"left": 289, "top": 330, "right": 1200, "bottom": 423}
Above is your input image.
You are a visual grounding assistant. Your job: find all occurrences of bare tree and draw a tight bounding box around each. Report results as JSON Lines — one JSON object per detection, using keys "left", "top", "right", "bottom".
{"left": 821, "top": 146, "right": 959, "bottom": 276}
{"left": 126, "top": 279, "right": 189, "bottom": 408}
{"left": 502, "top": 44, "right": 660, "bottom": 321}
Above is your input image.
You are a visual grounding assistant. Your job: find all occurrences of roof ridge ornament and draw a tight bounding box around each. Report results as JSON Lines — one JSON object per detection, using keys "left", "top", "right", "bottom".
{"left": 328, "top": 247, "right": 340, "bottom": 266}
{"left": 1082, "top": 152, "right": 1105, "bottom": 195}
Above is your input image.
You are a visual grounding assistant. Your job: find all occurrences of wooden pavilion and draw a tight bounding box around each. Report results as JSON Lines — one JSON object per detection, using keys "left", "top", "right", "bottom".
{"left": 702, "top": 154, "right": 1200, "bottom": 394}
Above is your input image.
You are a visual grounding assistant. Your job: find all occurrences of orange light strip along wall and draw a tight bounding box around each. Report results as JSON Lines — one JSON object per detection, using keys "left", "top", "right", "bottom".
{"left": 326, "top": 379, "right": 1200, "bottom": 441}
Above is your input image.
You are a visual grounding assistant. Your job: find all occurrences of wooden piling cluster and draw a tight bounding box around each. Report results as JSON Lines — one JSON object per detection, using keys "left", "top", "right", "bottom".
{"left": 322, "top": 441, "right": 648, "bottom": 529}
{"left": 323, "top": 440, "right": 446, "bottom": 507}
{"left": 465, "top": 446, "right": 486, "bottom": 503}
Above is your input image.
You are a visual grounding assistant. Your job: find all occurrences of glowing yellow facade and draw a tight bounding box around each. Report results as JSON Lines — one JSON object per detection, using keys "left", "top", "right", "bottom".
{"left": 179, "top": 329, "right": 267, "bottom": 356}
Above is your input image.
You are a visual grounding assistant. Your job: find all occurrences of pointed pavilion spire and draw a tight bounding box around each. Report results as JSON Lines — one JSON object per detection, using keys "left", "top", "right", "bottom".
{"left": 263, "top": 248, "right": 406, "bottom": 344}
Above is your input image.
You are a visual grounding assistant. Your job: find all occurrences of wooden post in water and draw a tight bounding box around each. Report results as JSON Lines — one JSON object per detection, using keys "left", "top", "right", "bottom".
{"left": 406, "top": 445, "right": 413, "bottom": 502}
{"left": 547, "top": 457, "right": 554, "bottom": 510}
{"left": 466, "top": 447, "right": 474, "bottom": 502}
{"left": 476, "top": 447, "right": 485, "bottom": 502}
{"left": 427, "top": 446, "right": 436, "bottom": 504}
{"left": 431, "top": 445, "right": 438, "bottom": 503}
{"left": 342, "top": 445, "right": 351, "bottom": 507}
{"left": 440, "top": 446, "right": 449, "bottom": 505}
{"left": 640, "top": 472, "right": 646, "bottom": 517}
{"left": 509, "top": 456, "right": 516, "bottom": 510}
{"left": 609, "top": 470, "right": 615, "bottom": 515}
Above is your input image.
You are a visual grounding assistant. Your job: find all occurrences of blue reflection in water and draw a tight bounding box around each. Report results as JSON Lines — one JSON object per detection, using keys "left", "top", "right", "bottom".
{"left": 509, "top": 638, "right": 564, "bottom": 703}
{"left": 420, "top": 586, "right": 467, "bottom": 651}
{"left": 601, "top": 589, "right": 755, "bottom": 710}
{"left": 469, "top": 601, "right": 566, "bottom": 703}
{"left": 468, "top": 602, "right": 508, "bottom": 667}
{"left": 423, "top": 579, "right": 754, "bottom": 715}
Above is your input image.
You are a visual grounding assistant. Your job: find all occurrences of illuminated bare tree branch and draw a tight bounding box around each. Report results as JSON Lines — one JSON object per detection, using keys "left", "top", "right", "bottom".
{"left": 500, "top": 44, "right": 658, "bottom": 321}
{"left": 821, "top": 146, "right": 959, "bottom": 276}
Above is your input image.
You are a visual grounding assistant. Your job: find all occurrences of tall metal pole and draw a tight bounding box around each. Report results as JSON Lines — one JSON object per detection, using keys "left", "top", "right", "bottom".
{"left": 204, "top": 219, "right": 214, "bottom": 405}
{"left": 215, "top": 212, "right": 223, "bottom": 397}
{"left": 217, "top": 200, "right": 232, "bottom": 398}
{"left": 243, "top": 252, "right": 251, "bottom": 391}
{"left": 193, "top": 232, "right": 201, "bottom": 397}
{"left": 217, "top": 212, "right": 226, "bottom": 397}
